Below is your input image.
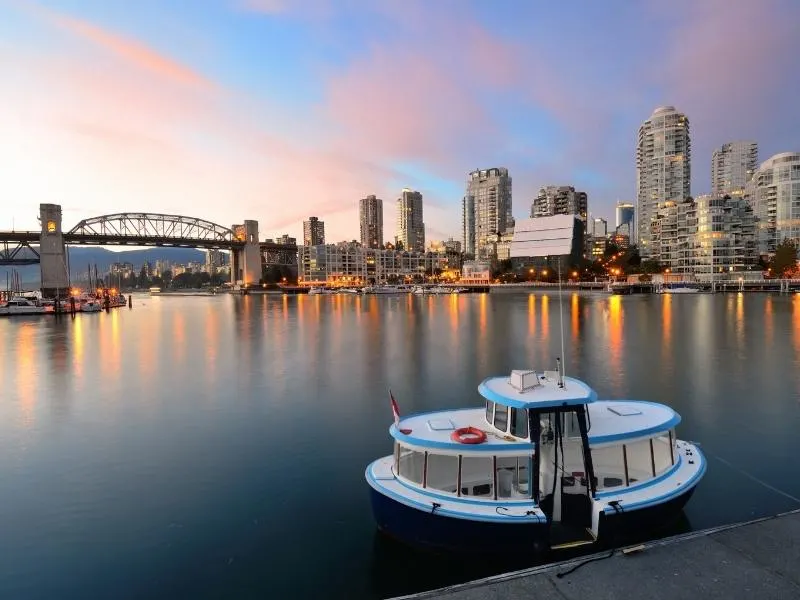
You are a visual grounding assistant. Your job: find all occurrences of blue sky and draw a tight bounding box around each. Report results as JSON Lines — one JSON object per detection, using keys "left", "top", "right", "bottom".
{"left": 1, "top": 0, "right": 798, "bottom": 242}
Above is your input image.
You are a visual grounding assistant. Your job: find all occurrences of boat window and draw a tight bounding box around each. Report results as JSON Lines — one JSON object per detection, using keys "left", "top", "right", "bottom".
{"left": 393, "top": 442, "right": 400, "bottom": 475}
{"left": 652, "top": 433, "right": 673, "bottom": 474}
{"left": 485, "top": 400, "right": 494, "bottom": 424}
{"left": 459, "top": 456, "right": 493, "bottom": 497}
{"left": 591, "top": 445, "right": 627, "bottom": 490}
{"left": 516, "top": 456, "right": 531, "bottom": 496}
{"left": 625, "top": 439, "right": 655, "bottom": 482}
{"left": 495, "top": 456, "right": 532, "bottom": 498}
{"left": 564, "top": 411, "right": 581, "bottom": 437}
{"left": 493, "top": 405, "right": 509, "bottom": 432}
{"left": 510, "top": 408, "right": 528, "bottom": 438}
{"left": 397, "top": 446, "right": 425, "bottom": 484}
{"left": 426, "top": 453, "right": 459, "bottom": 494}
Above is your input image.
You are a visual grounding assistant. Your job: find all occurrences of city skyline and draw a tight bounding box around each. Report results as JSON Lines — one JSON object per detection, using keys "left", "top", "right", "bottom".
{"left": 1, "top": 1, "right": 799, "bottom": 245}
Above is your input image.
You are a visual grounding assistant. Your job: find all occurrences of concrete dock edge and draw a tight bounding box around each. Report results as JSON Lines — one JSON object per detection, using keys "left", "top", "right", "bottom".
{"left": 388, "top": 508, "right": 800, "bottom": 600}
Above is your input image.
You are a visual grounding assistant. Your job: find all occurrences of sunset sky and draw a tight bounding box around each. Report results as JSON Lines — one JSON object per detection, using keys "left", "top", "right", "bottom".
{"left": 1, "top": 0, "right": 798, "bottom": 244}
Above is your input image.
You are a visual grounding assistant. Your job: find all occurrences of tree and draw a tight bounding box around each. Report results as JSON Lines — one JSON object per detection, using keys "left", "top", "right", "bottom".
{"left": 770, "top": 238, "right": 798, "bottom": 277}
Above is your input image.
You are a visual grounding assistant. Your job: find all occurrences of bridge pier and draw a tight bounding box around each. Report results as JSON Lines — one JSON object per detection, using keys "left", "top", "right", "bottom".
{"left": 39, "top": 204, "right": 69, "bottom": 298}
{"left": 231, "top": 220, "right": 261, "bottom": 287}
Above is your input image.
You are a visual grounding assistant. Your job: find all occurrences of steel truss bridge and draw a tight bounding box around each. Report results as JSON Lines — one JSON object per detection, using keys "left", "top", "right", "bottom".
{"left": 0, "top": 212, "right": 297, "bottom": 267}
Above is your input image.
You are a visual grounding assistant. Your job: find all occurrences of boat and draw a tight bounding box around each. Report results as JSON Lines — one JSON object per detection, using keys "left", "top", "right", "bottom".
{"left": 308, "top": 287, "right": 336, "bottom": 295}
{"left": 79, "top": 298, "right": 103, "bottom": 312}
{"left": 0, "top": 297, "right": 54, "bottom": 316}
{"left": 365, "top": 285, "right": 406, "bottom": 294}
{"left": 365, "top": 369, "right": 705, "bottom": 555}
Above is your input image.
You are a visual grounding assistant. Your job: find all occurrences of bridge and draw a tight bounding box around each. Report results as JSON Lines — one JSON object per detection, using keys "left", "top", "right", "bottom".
{"left": 0, "top": 204, "right": 297, "bottom": 296}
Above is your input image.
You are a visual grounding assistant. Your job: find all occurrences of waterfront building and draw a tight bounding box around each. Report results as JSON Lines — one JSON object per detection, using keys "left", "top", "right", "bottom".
{"left": 509, "top": 214, "right": 585, "bottom": 269}
{"left": 277, "top": 234, "right": 296, "bottom": 245}
{"left": 460, "top": 260, "right": 491, "bottom": 284}
{"left": 531, "top": 186, "right": 588, "bottom": 232}
{"left": 303, "top": 217, "right": 325, "bottom": 246}
{"left": 297, "top": 243, "right": 447, "bottom": 286}
{"left": 712, "top": 141, "right": 758, "bottom": 197}
{"left": 649, "top": 195, "right": 756, "bottom": 280}
{"left": 396, "top": 189, "right": 425, "bottom": 253}
{"left": 637, "top": 106, "right": 691, "bottom": 257}
{"left": 745, "top": 152, "right": 800, "bottom": 256}
{"left": 615, "top": 202, "right": 635, "bottom": 242}
{"left": 359, "top": 195, "right": 384, "bottom": 249}
{"left": 463, "top": 168, "right": 513, "bottom": 260}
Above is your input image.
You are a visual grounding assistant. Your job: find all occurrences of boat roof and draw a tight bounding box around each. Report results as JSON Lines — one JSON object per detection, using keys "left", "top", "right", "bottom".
{"left": 390, "top": 400, "right": 680, "bottom": 452}
{"left": 478, "top": 371, "right": 597, "bottom": 409}
{"left": 391, "top": 408, "right": 532, "bottom": 453}
{"left": 587, "top": 400, "right": 681, "bottom": 445}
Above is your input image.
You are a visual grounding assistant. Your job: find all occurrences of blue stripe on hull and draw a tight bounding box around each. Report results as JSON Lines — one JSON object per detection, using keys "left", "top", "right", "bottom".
{"left": 369, "top": 488, "right": 549, "bottom": 556}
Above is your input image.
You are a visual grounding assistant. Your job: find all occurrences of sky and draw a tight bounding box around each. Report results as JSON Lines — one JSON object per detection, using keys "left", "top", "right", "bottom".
{"left": 1, "top": 0, "right": 799, "bottom": 244}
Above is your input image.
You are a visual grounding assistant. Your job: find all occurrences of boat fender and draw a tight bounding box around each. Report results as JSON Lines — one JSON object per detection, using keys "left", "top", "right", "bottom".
{"left": 450, "top": 427, "right": 487, "bottom": 444}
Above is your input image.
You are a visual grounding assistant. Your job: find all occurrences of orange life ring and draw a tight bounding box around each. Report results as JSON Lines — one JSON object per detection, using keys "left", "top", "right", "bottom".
{"left": 450, "top": 426, "right": 487, "bottom": 444}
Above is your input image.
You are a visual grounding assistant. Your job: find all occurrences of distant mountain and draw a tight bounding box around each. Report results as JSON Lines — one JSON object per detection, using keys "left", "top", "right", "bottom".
{"left": 2, "top": 246, "right": 208, "bottom": 287}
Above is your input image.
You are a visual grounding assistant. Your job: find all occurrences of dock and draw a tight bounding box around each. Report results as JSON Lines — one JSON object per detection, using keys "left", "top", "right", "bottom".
{"left": 390, "top": 508, "right": 800, "bottom": 600}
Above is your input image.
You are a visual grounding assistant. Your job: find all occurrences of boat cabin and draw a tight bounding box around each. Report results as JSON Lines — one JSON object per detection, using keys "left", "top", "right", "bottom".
{"left": 390, "top": 368, "right": 681, "bottom": 528}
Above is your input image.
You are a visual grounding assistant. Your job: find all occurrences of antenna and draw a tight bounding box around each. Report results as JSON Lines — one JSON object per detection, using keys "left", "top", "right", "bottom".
{"left": 557, "top": 255, "right": 566, "bottom": 387}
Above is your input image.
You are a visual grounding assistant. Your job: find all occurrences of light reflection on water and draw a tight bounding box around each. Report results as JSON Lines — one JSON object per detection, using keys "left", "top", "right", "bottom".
{"left": 0, "top": 292, "right": 799, "bottom": 600}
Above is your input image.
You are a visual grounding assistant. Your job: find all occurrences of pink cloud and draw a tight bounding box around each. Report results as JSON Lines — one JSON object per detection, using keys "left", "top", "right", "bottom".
{"left": 30, "top": 4, "right": 213, "bottom": 90}
{"left": 323, "top": 46, "right": 491, "bottom": 167}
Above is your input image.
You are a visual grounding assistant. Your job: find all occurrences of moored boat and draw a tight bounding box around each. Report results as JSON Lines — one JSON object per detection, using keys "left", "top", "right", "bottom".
{"left": 0, "top": 297, "right": 54, "bottom": 316}
{"left": 365, "top": 367, "right": 705, "bottom": 555}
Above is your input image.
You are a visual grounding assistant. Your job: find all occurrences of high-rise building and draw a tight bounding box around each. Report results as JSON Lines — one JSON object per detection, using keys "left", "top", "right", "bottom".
{"left": 303, "top": 216, "right": 325, "bottom": 246}
{"left": 746, "top": 152, "right": 800, "bottom": 255}
{"left": 636, "top": 106, "right": 691, "bottom": 256}
{"left": 463, "top": 167, "right": 513, "bottom": 260}
{"left": 649, "top": 195, "right": 756, "bottom": 279}
{"left": 712, "top": 141, "right": 758, "bottom": 197}
{"left": 615, "top": 202, "right": 635, "bottom": 241}
{"left": 591, "top": 217, "right": 608, "bottom": 238}
{"left": 531, "top": 186, "right": 588, "bottom": 230}
{"left": 396, "top": 189, "right": 425, "bottom": 252}
{"left": 359, "top": 195, "right": 383, "bottom": 249}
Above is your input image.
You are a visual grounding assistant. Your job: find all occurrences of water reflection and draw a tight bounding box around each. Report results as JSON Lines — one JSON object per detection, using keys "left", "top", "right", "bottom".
{"left": 523, "top": 294, "right": 534, "bottom": 339}
{"left": 571, "top": 293, "right": 579, "bottom": 341}
{"left": 661, "top": 293, "right": 672, "bottom": 352}
{"left": 735, "top": 293, "right": 744, "bottom": 349}
{"left": 764, "top": 296, "right": 773, "bottom": 346}
{"left": 540, "top": 295, "right": 549, "bottom": 342}
{"left": 607, "top": 295, "right": 622, "bottom": 388}
{"left": 14, "top": 322, "right": 36, "bottom": 429}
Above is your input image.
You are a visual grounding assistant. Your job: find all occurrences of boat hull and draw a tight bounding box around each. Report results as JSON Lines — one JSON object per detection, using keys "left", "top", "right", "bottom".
{"left": 370, "top": 482, "right": 699, "bottom": 555}
{"left": 369, "top": 488, "right": 550, "bottom": 556}
{"left": 598, "top": 485, "right": 696, "bottom": 543}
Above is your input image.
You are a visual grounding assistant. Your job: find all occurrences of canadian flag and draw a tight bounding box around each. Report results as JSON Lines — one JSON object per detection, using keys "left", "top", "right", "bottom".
{"left": 389, "top": 389, "right": 401, "bottom": 428}
{"left": 389, "top": 390, "right": 413, "bottom": 434}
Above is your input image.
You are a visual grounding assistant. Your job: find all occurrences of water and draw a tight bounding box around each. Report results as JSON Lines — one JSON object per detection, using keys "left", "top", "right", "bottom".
{"left": 1, "top": 291, "right": 800, "bottom": 599}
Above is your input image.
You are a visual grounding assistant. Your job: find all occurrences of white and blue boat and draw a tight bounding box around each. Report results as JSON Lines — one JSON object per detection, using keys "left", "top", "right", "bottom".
{"left": 365, "top": 366, "right": 706, "bottom": 554}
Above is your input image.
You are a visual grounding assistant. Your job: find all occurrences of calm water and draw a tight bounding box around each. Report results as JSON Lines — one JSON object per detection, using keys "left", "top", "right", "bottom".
{"left": 2, "top": 291, "right": 800, "bottom": 599}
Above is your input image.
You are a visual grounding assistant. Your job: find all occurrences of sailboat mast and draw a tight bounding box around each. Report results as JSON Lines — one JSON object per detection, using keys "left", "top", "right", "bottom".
{"left": 557, "top": 255, "right": 566, "bottom": 386}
